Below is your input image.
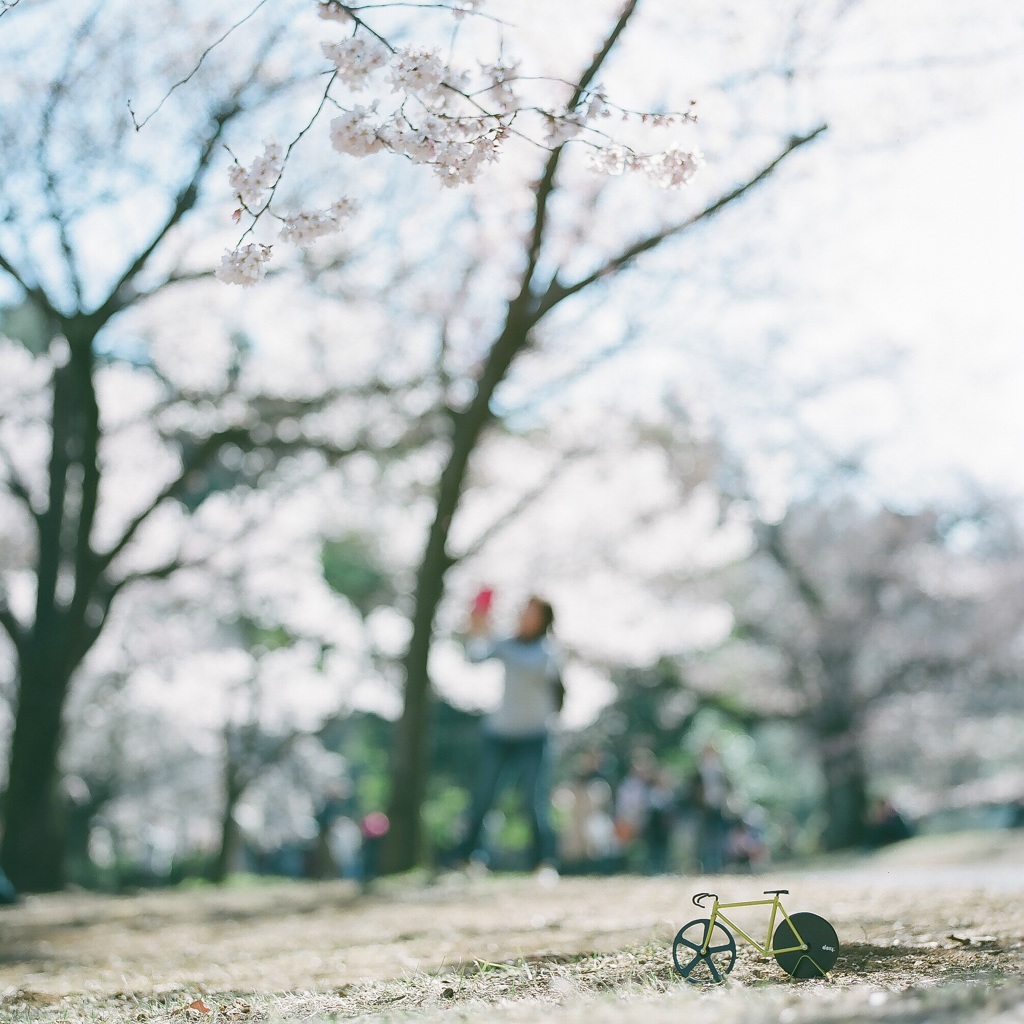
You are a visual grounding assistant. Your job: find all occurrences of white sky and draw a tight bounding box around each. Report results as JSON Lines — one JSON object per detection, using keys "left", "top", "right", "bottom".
{"left": 579, "top": 86, "right": 1024, "bottom": 512}
{"left": 862, "top": 101, "right": 1024, "bottom": 501}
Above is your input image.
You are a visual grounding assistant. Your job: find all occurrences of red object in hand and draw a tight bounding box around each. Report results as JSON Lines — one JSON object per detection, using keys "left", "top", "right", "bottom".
{"left": 361, "top": 811, "right": 390, "bottom": 839}
{"left": 472, "top": 587, "right": 494, "bottom": 614}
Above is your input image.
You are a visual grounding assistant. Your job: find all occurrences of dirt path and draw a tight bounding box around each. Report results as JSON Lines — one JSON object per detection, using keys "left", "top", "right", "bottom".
{"left": 1, "top": 831, "right": 1023, "bottom": 1023}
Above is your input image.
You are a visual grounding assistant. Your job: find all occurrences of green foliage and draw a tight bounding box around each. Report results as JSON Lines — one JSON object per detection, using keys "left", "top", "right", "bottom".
{"left": 422, "top": 784, "right": 470, "bottom": 851}
{"left": 322, "top": 535, "right": 393, "bottom": 616}
{"left": 322, "top": 711, "right": 394, "bottom": 812}
{"left": 0, "top": 298, "right": 52, "bottom": 353}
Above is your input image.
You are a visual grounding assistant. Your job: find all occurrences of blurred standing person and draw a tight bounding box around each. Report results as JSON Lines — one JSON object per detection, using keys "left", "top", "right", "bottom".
{"left": 614, "top": 748, "right": 656, "bottom": 870}
{"left": 864, "top": 798, "right": 913, "bottom": 849}
{"left": 693, "top": 743, "right": 730, "bottom": 874}
{"left": 557, "top": 750, "right": 617, "bottom": 873}
{"left": 456, "top": 592, "right": 564, "bottom": 880}
{"left": 644, "top": 766, "right": 678, "bottom": 875}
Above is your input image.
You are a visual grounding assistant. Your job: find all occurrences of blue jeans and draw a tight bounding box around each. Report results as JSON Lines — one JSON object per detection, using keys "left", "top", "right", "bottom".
{"left": 460, "top": 731, "right": 556, "bottom": 869}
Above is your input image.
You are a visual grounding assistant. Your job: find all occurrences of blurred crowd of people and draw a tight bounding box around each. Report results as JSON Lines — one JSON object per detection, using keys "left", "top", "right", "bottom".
{"left": 556, "top": 743, "right": 771, "bottom": 877}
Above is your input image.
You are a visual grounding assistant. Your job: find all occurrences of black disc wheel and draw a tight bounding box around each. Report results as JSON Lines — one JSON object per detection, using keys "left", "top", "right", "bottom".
{"left": 672, "top": 918, "right": 737, "bottom": 984}
{"left": 773, "top": 912, "right": 840, "bottom": 979}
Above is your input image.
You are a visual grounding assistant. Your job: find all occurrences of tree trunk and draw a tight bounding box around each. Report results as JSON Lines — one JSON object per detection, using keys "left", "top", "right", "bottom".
{"left": 1, "top": 655, "right": 72, "bottom": 891}
{"left": 1, "top": 325, "right": 102, "bottom": 892}
{"left": 213, "top": 768, "right": 244, "bottom": 884}
{"left": 817, "top": 727, "right": 868, "bottom": 851}
{"left": 382, "top": 311, "right": 534, "bottom": 873}
{"left": 372, "top": 17, "right": 822, "bottom": 874}
{"left": 382, "top": 452, "right": 466, "bottom": 872}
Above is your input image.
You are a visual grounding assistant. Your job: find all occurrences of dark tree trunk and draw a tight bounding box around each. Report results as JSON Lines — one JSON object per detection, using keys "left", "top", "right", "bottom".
{"left": 213, "top": 769, "right": 245, "bottom": 884}
{"left": 814, "top": 674, "right": 868, "bottom": 851}
{"left": 1, "top": 656, "right": 72, "bottom": 891}
{"left": 819, "top": 730, "right": 868, "bottom": 850}
{"left": 1, "top": 326, "right": 102, "bottom": 892}
{"left": 382, "top": 429, "right": 478, "bottom": 872}
{"left": 382, "top": 309, "right": 535, "bottom": 873}
{"left": 367, "top": 41, "right": 825, "bottom": 874}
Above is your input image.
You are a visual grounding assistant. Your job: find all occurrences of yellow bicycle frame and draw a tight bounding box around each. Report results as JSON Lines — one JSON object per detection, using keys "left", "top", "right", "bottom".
{"left": 699, "top": 894, "right": 808, "bottom": 957}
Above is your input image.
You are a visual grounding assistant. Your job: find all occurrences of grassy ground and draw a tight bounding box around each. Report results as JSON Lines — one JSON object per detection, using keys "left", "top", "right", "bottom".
{"left": 2, "top": 830, "right": 1023, "bottom": 1023}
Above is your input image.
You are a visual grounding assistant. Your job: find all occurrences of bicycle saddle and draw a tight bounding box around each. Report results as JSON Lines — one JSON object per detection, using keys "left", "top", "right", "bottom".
{"left": 763, "top": 889, "right": 789, "bottom": 895}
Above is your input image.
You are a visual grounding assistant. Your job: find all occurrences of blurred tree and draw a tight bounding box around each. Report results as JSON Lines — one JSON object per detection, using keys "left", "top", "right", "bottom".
{"left": 374, "top": 2, "right": 824, "bottom": 873}
{"left": 695, "top": 495, "right": 1024, "bottom": 849}
{"left": 0, "top": 0, "right": 436, "bottom": 891}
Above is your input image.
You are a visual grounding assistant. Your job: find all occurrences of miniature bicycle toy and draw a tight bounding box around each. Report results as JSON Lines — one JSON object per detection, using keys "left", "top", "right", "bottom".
{"left": 671, "top": 889, "right": 840, "bottom": 984}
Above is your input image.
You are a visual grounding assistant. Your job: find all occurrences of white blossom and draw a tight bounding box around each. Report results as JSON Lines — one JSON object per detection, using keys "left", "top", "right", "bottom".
{"left": 329, "top": 106, "right": 385, "bottom": 156}
{"left": 227, "top": 142, "right": 284, "bottom": 208}
{"left": 642, "top": 144, "right": 704, "bottom": 188}
{"left": 452, "top": 0, "right": 484, "bottom": 19}
{"left": 278, "top": 199, "right": 357, "bottom": 244}
{"left": 584, "top": 87, "right": 610, "bottom": 120}
{"left": 586, "top": 144, "right": 628, "bottom": 176}
{"left": 384, "top": 114, "right": 442, "bottom": 163}
{"left": 316, "top": 1, "right": 351, "bottom": 22}
{"left": 215, "top": 243, "right": 273, "bottom": 287}
{"left": 434, "top": 133, "right": 501, "bottom": 186}
{"left": 544, "top": 112, "right": 586, "bottom": 148}
{"left": 389, "top": 47, "right": 445, "bottom": 98}
{"left": 321, "top": 36, "right": 389, "bottom": 90}
{"left": 480, "top": 59, "right": 519, "bottom": 113}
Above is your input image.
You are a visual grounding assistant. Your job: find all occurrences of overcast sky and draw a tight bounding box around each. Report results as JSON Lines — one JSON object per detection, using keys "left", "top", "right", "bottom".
{"left": 557, "top": 3, "right": 1024, "bottom": 513}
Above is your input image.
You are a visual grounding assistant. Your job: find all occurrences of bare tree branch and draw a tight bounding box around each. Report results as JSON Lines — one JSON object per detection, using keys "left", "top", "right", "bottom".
{"left": 537, "top": 125, "right": 828, "bottom": 317}
{"left": 760, "top": 520, "right": 827, "bottom": 613}
{"left": 454, "top": 448, "right": 585, "bottom": 562}
{"left": 0, "top": 591, "right": 27, "bottom": 656}
{"left": 0, "top": 444, "right": 41, "bottom": 528}
{"left": 34, "top": 3, "right": 108, "bottom": 309}
{"left": 128, "top": 0, "right": 272, "bottom": 131}
{"left": 92, "top": 104, "right": 244, "bottom": 325}
{"left": 0, "top": 247, "right": 51, "bottom": 311}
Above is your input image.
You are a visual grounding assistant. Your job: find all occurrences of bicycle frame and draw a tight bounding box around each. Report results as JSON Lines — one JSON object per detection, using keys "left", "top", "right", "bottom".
{"left": 700, "top": 894, "right": 808, "bottom": 957}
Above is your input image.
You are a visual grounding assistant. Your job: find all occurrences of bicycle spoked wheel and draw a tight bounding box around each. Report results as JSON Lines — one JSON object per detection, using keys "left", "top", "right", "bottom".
{"left": 773, "top": 912, "right": 840, "bottom": 979}
{"left": 672, "top": 918, "right": 737, "bottom": 984}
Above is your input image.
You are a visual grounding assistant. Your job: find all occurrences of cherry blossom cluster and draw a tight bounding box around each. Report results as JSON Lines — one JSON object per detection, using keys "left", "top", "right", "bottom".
{"left": 217, "top": 0, "right": 702, "bottom": 285}
{"left": 588, "top": 142, "right": 705, "bottom": 188}
{"left": 279, "top": 198, "right": 358, "bottom": 244}
{"left": 215, "top": 242, "right": 273, "bottom": 287}
{"left": 227, "top": 142, "right": 284, "bottom": 208}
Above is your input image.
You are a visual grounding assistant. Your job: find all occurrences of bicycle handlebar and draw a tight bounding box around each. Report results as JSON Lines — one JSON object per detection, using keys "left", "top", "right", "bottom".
{"left": 692, "top": 891, "right": 717, "bottom": 908}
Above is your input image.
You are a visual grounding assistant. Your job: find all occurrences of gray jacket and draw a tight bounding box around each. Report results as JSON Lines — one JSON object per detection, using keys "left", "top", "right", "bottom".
{"left": 465, "top": 635, "right": 562, "bottom": 738}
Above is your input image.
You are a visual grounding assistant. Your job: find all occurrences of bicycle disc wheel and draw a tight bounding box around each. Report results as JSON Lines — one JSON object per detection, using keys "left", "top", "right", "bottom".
{"left": 773, "top": 912, "right": 840, "bottom": 979}
{"left": 672, "top": 918, "right": 737, "bottom": 984}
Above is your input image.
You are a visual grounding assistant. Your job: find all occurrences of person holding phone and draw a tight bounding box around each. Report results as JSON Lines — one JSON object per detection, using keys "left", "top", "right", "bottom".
{"left": 456, "top": 592, "right": 563, "bottom": 880}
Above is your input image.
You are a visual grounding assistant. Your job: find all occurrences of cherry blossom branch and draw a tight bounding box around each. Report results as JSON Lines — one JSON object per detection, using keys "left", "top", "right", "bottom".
{"left": 97, "top": 394, "right": 435, "bottom": 581}
{"left": 759, "top": 519, "right": 827, "bottom": 613}
{"left": 521, "top": 0, "right": 642, "bottom": 296}
{"left": 72, "top": 557, "right": 196, "bottom": 668}
{"left": 95, "top": 427, "right": 255, "bottom": 578}
{"left": 216, "top": 0, "right": 704, "bottom": 285}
